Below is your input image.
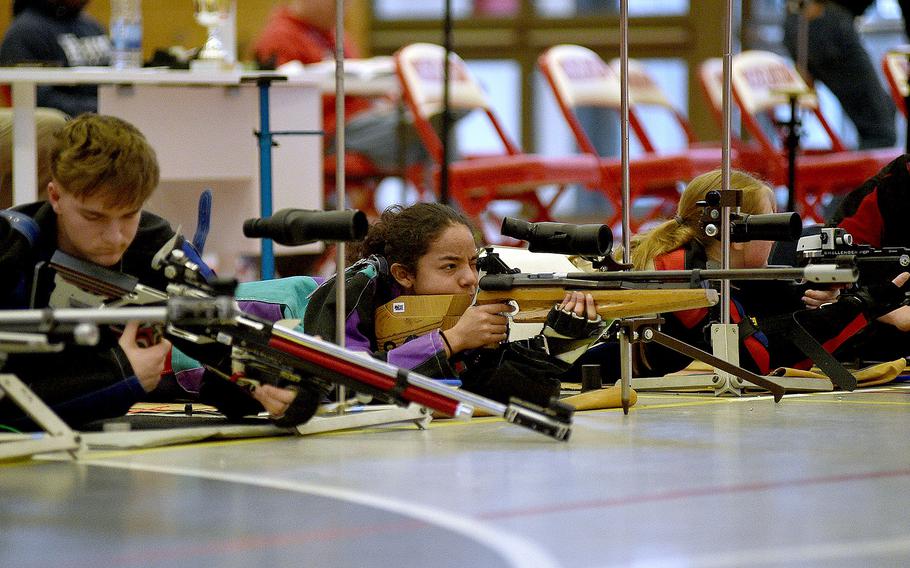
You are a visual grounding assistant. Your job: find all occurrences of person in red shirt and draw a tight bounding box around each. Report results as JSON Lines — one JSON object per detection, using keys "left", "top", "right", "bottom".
{"left": 253, "top": 0, "right": 427, "bottom": 174}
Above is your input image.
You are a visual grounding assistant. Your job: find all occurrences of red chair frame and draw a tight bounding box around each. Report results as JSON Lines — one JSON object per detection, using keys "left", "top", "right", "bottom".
{"left": 729, "top": 50, "right": 894, "bottom": 222}
{"left": 538, "top": 44, "right": 692, "bottom": 231}
{"left": 394, "top": 43, "right": 602, "bottom": 241}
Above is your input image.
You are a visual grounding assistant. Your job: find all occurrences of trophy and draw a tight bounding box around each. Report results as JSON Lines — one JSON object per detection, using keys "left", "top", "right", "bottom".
{"left": 192, "top": 0, "right": 232, "bottom": 69}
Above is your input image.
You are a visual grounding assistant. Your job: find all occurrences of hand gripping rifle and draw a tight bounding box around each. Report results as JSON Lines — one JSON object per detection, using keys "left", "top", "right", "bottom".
{"left": 33, "top": 232, "right": 574, "bottom": 441}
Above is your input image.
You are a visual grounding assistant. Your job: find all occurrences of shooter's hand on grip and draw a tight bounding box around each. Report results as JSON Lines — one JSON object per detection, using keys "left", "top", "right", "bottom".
{"left": 118, "top": 320, "right": 172, "bottom": 392}
{"left": 443, "top": 302, "right": 511, "bottom": 354}
{"left": 251, "top": 383, "right": 299, "bottom": 419}
{"left": 801, "top": 286, "right": 842, "bottom": 309}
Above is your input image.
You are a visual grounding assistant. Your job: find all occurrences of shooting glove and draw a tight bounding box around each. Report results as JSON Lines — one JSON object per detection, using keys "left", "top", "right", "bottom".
{"left": 543, "top": 306, "right": 604, "bottom": 339}
{"left": 843, "top": 281, "right": 908, "bottom": 320}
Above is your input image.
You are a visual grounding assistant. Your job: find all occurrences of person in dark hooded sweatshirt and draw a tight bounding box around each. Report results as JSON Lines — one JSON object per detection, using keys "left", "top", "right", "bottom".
{"left": 0, "top": 0, "right": 111, "bottom": 117}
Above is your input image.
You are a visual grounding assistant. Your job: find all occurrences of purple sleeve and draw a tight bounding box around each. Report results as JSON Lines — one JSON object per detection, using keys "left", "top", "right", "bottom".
{"left": 387, "top": 332, "right": 446, "bottom": 369}
{"left": 345, "top": 311, "right": 456, "bottom": 378}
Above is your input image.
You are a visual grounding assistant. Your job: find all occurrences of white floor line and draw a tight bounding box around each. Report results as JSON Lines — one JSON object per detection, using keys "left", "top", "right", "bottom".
{"left": 80, "top": 458, "right": 562, "bottom": 568}
{"left": 604, "top": 534, "right": 910, "bottom": 568}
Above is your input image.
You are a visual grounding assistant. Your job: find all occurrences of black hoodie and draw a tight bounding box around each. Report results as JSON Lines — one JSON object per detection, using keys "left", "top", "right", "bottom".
{"left": 0, "top": 1, "right": 110, "bottom": 116}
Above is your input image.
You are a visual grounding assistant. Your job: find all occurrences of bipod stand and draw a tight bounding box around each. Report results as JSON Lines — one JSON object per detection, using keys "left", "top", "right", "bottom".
{"left": 0, "top": 370, "right": 83, "bottom": 461}
{"left": 617, "top": 317, "right": 787, "bottom": 402}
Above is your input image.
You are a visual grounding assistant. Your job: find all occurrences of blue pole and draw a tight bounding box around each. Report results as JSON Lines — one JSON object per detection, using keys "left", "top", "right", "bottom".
{"left": 257, "top": 79, "right": 275, "bottom": 280}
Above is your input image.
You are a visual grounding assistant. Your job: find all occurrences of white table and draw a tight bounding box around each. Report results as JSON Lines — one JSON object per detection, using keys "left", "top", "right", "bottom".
{"left": 0, "top": 67, "right": 324, "bottom": 275}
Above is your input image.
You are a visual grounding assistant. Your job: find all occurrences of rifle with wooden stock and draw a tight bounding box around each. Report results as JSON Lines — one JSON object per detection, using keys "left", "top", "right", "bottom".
{"left": 378, "top": 215, "right": 862, "bottom": 402}
{"left": 375, "top": 246, "right": 858, "bottom": 351}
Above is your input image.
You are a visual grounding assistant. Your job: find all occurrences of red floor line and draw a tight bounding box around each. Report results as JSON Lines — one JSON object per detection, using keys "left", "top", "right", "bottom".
{"left": 94, "top": 519, "right": 428, "bottom": 568}
{"left": 478, "top": 466, "right": 910, "bottom": 520}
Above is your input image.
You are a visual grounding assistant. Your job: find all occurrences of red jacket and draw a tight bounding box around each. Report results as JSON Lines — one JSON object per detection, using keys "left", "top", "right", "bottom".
{"left": 252, "top": 7, "right": 373, "bottom": 134}
{"left": 832, "top": 153, "right": 910, "bottom": 248}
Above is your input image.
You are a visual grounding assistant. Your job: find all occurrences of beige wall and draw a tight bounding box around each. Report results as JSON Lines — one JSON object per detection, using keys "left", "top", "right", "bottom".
{"left": 0, "top": 0, "right": 369, "bottom": 64}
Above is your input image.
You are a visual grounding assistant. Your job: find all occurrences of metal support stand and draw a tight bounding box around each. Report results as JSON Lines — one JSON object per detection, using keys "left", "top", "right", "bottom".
{"left": 296, "top": 403, "right": 432, "bottom": 436}
{"left": 618, "top": 317, "right": 836, "bottom": 400}
{"left": 250, "top": 75, "right": 324, "bottom": 280}
{"left": 618, "top": 317, "right": 789, "bottom": 401}
{"left": 779, "top": 92, "right": 803, "bottom": 213}
{"left": 0, "top": 372, "right": 82, "bottom": 461}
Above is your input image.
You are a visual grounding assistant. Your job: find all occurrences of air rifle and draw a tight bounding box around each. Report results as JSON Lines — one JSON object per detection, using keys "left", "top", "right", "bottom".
{"left": 797, "top": 227, "right": 910, "bottom": 286}
{"left": 375, "top": 246, "right": 857, "bottom": 352}
{"left": 29, "top": 241, "right": 574, "bottom": 441}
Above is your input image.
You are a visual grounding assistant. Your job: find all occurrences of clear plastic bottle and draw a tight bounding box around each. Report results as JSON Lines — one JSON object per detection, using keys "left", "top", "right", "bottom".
{"left": 110, "top": 0, "right": 143, "bottom": 69}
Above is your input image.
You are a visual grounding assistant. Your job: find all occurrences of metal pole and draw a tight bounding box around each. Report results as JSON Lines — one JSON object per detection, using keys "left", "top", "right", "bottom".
{"left": 440, "top": 0, "right": 453, "bottom": 204}
{"left": 720, "top": 0, "right": 734, "bottom": 325}
{"left": 618, "top": 0, "right": 632, "bottom": 414}
{"left": 790, "top": 0, "right": 807, "bottom": 216}
{"left": 795, "top": 0, "right": 809, "bottom": 79}
{"left": 619, "top": 0, "right": 631, "bottom": 264}
{"left": 256, "top": 81, "right": 275, "bottom": 280}
{"left": 906, "top": 53, "right": 910, "bottom": 155}
{"left": 335, "top": 0, "right": 347, "bottom": 410}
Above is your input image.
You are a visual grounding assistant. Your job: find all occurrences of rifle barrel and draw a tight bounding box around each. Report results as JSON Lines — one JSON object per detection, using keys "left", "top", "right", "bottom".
{"left": 480, "top": 264, "right": 856, "bottom": 290}
{"left": 0, "top": 307, "right": 169, "bottom": 327}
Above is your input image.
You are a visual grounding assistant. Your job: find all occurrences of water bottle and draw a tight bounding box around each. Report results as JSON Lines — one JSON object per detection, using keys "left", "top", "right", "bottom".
{"left": 110, "top": 0, "right": 143, "bottom": 69}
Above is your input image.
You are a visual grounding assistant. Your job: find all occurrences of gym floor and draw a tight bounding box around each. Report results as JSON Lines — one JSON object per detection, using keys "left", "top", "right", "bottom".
{"left": 3, "top": 386, "right": 910, "bottom": 568}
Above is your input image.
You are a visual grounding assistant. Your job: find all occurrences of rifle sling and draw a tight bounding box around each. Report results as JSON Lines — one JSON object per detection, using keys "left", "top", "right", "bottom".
{"left": 760, "top": 313, "right": 857, "bottom": 391}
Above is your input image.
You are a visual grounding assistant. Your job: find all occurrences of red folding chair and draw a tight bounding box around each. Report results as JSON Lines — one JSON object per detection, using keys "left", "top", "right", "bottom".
{"left": 612, "top": 57, "right": 745, "bottom": 177}
{"left": 323, "top": 153, "right": 425, "bottom": 219}
{"left": 882, "top": 49, "right": 909, "bottom": 117}
{"left": 393, "top": 43, "right": 602, "bottom": 241}
{"left": 730, "top": 50, "right": 894, "bottom": 222}
{"left": 538, "top": 44, "right": 692, "bottom": 231}
{"left": 697, "top": 57, "right": 782, "bottom": 181}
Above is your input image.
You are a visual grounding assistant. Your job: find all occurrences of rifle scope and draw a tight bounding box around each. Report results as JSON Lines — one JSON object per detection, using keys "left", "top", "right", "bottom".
{"left": 700, "top": 191, "right": 802, "bottom": 242}
{"left": 501, "top": 217, "right": 612, "bottom": 257}
{"left": 243, "top": 209, "right": 368, "bottom": 246}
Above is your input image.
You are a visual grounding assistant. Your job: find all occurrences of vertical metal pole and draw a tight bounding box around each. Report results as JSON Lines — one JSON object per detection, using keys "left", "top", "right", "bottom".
{"left": 906, "top": 53, "right": 910, "bottom": 155}
{"left": 618, "top": 0, "right": 632, "bottom": 414}
{"left": 720, "top": 0, "right": 734, "bottom": 325}
{"left": 619, "top": 0, "right": 631, "bottom": 264}
{"left": 786, "top": 95, "right": 799, "bottom": 212}
{"left": 335, "top": 0, "right": 348, "bottom": 410}
{"left": 790, "top": 1, "right": 808, "bottom": 215}
{"left": 440, "top": 0, "right": 453, "bottom": 204}
{"left": 795, "top": 1, "right": 809, "bottom": 78}
{"left": 256, "top": 80, "right": 275, "bottom": 280}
